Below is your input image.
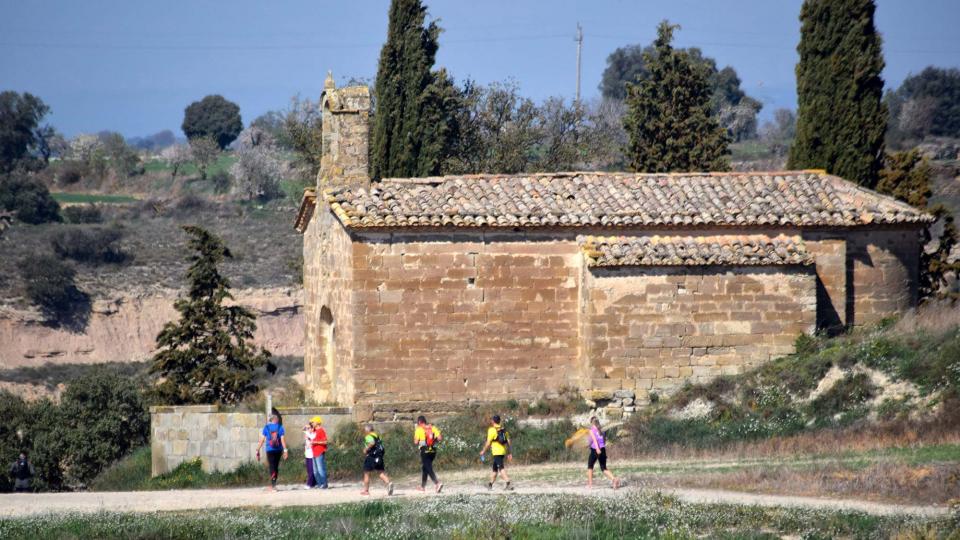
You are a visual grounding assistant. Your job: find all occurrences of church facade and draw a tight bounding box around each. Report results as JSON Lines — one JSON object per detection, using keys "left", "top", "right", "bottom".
{"left": 296, "top": 79, "right": 932, "bottom": 414}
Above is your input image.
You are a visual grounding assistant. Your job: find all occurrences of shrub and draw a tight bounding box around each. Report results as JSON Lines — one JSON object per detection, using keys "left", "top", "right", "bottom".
{"left": 50, "top": 226, "right": 128, "bottom": 264}
{"left": 62, "top": 204, "right": 103, "bottom": 224}
{"left": 210, "top": 169, "right": 231, "bottom": 194}
{"left": 0, "top": 172, "right": 61, "bottom": 224}
{"left": 17, "top": 254, "right": 87, "bottom": 322}
{"left": 0, "top": 392, "right": 63, "bottom": 491}
{"left": 56, "top": 161, "right": 86, "bottom": 185}
{"left": 59, "top": 369, "right": 150, "bottom": 483}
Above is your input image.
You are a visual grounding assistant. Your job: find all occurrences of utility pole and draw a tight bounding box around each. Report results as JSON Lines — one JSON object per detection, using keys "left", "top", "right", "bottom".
{"left": 575, "top": 22, "right": 583, "bottom": 105}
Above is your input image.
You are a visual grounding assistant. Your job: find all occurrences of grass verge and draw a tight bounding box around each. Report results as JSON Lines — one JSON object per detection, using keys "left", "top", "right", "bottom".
{"left": 0, "top": 493, "right": 953, "bottom": 539}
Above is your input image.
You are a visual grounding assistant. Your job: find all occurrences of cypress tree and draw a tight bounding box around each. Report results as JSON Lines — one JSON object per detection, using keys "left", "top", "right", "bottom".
{"left": 622, "top": 21, "right": 729, "bottom": 173}
{"left": 371, "top": 0, "right": 456, "bottom": 179}
{"left": 151, "top": 226, "right": 275, "bottom": 405}
{"left": 788, "top": 0, "right": 886, "bottom": 187}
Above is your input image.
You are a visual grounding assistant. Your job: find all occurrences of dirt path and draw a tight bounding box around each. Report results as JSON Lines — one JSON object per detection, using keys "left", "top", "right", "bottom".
{"left": 0, "top": 480, "right": 947, "bottom": 519}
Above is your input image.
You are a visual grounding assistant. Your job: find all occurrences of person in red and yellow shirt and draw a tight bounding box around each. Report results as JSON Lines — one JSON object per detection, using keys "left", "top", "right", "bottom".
{"left": 310, "top": 416, "right": 328, "bottom": 489}
{"left": 413, "top": 415, "right": 443, "bottom": 493}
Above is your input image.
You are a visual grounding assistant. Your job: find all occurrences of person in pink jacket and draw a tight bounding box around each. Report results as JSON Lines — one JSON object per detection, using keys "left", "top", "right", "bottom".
{"left": 586, "top": 416, "right": 620, "bottom": 489}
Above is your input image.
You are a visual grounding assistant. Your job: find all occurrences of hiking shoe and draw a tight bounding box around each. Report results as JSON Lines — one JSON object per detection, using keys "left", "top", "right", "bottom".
{"left": 504, "top": 482, "right": 514, "bottom": 491}
{"left": 487, "top": 482, "right": 493, "bottom": 491}
{"left": 436, "top": 482, "right": 443, "bottom": 494}
{"left": 416, "top": 486, "right": 426, "bottom": 492}
{"left": 387, "top": 482, "right": 394, "bottom": 496}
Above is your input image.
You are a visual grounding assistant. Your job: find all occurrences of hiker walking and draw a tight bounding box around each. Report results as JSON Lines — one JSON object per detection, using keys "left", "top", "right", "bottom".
{"left": 310, "top": 416, "right": 329, "bottom": 489}
{"left": 586, "top": 416, "right": 620, "bottom": 489}
{"left": 256, "top": 413, "right": 288, "bottom": 492}
{"left": 8, "top": 452, "right": 34, "bottom": 493}
{"left": 360, "top": 424, "right": 393, "bottom": 496}
{"left": 413, "top": 415, "right": 443, "bottom": 493}
{"left": 479, "top": 414, "right": 513, "bottom": 491}
{"left": 302, "top": 420, "right": 317, "bottom": 489}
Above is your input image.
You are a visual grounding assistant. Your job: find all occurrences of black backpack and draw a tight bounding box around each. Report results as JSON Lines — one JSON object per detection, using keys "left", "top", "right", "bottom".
{"left": 495, "top": 427, "right": 509, "bottom": 445}
{"left": 369, "top": 434, "right": 385, "bottom": 459}
{"left": 13, "top": 460, "right": 31, "bottom": 480}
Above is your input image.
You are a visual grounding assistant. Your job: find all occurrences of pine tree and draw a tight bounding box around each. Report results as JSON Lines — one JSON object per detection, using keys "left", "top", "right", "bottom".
{"left": 788, "top": 0, "right": 886, "bottom": 187}
{"left": 622, "top": 21, "right": 729, "bottom": 173}
{"left": 151, "top": 226, "right": 274, "bottom": 405}
{"left": 371, "top": 0, "right": 457, "bottom": 179}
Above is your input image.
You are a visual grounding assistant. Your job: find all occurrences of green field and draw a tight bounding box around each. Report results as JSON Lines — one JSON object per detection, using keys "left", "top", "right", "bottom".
{"left": 51, "top": 192, "right": 139, "bottom": 204}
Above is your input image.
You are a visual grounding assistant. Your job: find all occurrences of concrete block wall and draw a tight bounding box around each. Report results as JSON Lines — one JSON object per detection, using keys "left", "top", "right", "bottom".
{"left": 150, "top": 405, "right": 351, "bottom": 476}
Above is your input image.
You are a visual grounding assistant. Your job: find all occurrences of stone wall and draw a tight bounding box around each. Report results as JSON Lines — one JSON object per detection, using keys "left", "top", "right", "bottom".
{"left": 305, "top": 225, "right": 920, "bottom": 409}
{"left": 303, "top": 208, "right": 355, "bottom": 404}
{"left": 349, "top": 231, "right": 580, "bottom": 403}
{"left": 150, "top": 405, "right": 351, "bottom": 476}
{"left": 582, "top": 265, "right": 816, "bottom": 403}
{"left": 848, "top": 228, "right": 921, "bottom": 325}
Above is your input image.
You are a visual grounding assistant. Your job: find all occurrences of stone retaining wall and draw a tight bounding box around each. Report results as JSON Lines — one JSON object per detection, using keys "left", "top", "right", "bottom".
{"left": 150, "top": 405, "right": 351, "bottom": 476}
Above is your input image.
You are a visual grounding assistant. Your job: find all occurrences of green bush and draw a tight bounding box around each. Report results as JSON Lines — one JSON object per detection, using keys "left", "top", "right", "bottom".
{"left": 50, "top": 226, "right": 128, "bottom": 264}
{"left": 0, "top": 392, "right": 63, "bottom": 491}
{"left": 0, "top": 172, "right": 61, "bottom": 224}
{"left": 59, "top": 369, "right": 150, "bottom": 483}
{"left": 17, "top": 254, "right": 88, "bottom": 323}
{"left": 56, "top": 161, "right": 86, "bottom": 185}
{"left": 62, "top": 204, "right": 103, "bottom": 224}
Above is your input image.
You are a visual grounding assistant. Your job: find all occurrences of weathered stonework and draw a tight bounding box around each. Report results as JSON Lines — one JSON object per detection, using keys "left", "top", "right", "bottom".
{"left": 295, "top": 80, "right": 929, "bottom": 412}
{"left": 149, "top": 405, "right": 350, "bottom": 476}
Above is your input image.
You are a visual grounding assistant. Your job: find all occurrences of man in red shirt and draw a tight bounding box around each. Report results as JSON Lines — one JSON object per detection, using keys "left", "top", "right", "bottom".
{"left": 310, "top": 416, "right": 328, "bottom": 489}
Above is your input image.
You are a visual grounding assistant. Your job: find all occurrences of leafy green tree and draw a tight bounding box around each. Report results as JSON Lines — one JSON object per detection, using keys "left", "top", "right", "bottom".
{"left": 17, "top": 254, "right": 89, "bottom": 326}
{"left": 181, "top": 95, "right": 243, "bottom": 150}
{"left": 188, "top": 136, "right": 220, "bottom": 181}
{"left": 0, "top": 172, "right": 61, "bottom": 224}
{"left": 876, "top": 150, "right": 959, "bottom": 301}
{"left": 886, "top": 66, "right": 960, "bottom": 141}
{"left": 622, "top": 21, "right": 729, "bottom": 173}
{"left": 371, "top": 0, "right": 458, "bottom": 179}
{"left": 876, "top": 149, "right": 931, "bottom": 208}
{"left": 600, "top": 43, "right": 760, "bottom": 140}
{"left": 788, "top": 0, "right": 886, "bottom": 187}
{"left": 151, "top": 226, "right": 275, "bottom": 405}
{"left": 60, "top": 369, "right": 149, "bottom": 483}
{"left": 101, "top": 132, "right": 142, "bottom": 178}
{"left": 0, "top": 91, "right": 50, "bottom": 173}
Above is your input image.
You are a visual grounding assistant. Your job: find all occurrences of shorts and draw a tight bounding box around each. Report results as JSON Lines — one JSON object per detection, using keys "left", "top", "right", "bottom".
{"left": 492, "top": 455, "right": 506, "bottom": 472}
{"left": 588, "top": 447, "right": 607, "bottom": 471}
{"left": 363, "top": 454, "right": 385, "bottom": 472}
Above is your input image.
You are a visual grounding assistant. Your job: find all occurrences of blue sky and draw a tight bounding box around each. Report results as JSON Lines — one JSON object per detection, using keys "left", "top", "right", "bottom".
{"left": 1, "top": 0, "right": 958, "bottom": 138}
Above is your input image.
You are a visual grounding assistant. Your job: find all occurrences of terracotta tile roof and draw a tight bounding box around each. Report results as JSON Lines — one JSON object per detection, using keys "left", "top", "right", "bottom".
{"left": 580, "top": 234, "right": 815, "bottom": 267}
{"left": 294, "top": 188, "right": 317, "bottom": 233}
{"left": 320, "top": 171, "right": 933, "bottom": 230}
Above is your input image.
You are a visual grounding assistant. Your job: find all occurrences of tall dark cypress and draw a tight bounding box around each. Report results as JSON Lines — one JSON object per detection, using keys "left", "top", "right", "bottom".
{"left": 622, "top": 21, "right": 729, "bottom": 173}
{"left": 788, "top": 0, "right": 886, "bottom": 187}
{"left": 371, "top": 0, "right": 454, "bottom": 179}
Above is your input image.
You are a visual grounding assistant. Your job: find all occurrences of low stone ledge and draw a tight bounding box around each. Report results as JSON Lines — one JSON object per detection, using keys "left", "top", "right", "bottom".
{"left": 150, "top": 405, "right": 219, "bottom": 414}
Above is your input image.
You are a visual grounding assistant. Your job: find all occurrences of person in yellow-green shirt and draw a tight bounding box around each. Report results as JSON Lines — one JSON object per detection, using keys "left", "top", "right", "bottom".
{"left": 478, "top": 414, "right": 513, "bottom": 491}
{"left": 413, "top": 415, "right": 443, "bottom": 493}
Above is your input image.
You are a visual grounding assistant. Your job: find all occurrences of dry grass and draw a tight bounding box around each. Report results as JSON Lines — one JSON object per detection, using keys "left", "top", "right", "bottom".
{"left": 620, "top": 411, "right": 960, "bottom": 463}
{"left": 892, "top": 300, "right": 960, "bottom": 337}
{"left": 630, "top": 461, "right": 960, "bottom": 505}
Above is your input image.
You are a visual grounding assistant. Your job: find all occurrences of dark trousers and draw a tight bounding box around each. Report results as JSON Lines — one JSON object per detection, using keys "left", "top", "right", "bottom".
{"left": 266, "top": 450, "right": 282, "bottom": 487}
{"left": 305, "top": 457, "right": 316, "bottom": 487}
{"left": 420, "top": 449, "right": 438, "bottom": 486}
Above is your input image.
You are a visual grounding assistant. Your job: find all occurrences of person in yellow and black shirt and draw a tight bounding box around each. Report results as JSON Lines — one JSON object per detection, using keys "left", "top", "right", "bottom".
{"left": 413, "top": 415, "right": 443, "bottom": 493}
{"left": 479, "top": 414, "right": 513, "bottom": 491}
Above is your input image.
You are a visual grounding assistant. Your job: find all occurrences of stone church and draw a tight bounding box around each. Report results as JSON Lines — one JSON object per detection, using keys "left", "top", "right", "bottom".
{"left": 295, "top": 77, "right": 932, "bottom": 413}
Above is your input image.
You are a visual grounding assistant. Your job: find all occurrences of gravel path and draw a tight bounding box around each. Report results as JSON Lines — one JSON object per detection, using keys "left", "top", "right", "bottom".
{"left": 0, "top": 480, "right": 947, "bottom": 519}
